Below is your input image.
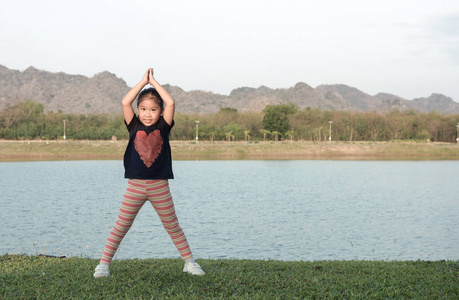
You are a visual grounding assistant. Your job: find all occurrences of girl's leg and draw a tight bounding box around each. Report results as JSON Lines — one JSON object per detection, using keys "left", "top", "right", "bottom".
{"left": 100, "top": 179, "right": 147, "bottom": 264}
{"left": 146, "top": 180, "right": 193, "bottom": 260}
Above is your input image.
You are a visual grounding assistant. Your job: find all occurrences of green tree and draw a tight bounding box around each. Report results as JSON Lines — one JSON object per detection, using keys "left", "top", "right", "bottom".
{"left": 260, "top": 129, "right": 270, "bottom": 142}
{"left": 244, "top": 130, "right": 250, "bottom": 141}
{"left": 225, "top": 131, "right": 235, "bottom": 142}
{"left": 262, "top": 103, "right": 297, "bottom": 139}
{"left": 271, "top": 131, "right": 281, "bottom": 141}
{"left": 223, "top": 124, "right": 243, "bottom": 140}
{"left": 286, "top": 130, "right": 295, "bottom": 142}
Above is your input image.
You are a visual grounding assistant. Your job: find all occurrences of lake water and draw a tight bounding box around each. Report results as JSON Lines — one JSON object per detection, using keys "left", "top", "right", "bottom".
{"left": 0, "top": 160, "right": 458, "bottom": 261}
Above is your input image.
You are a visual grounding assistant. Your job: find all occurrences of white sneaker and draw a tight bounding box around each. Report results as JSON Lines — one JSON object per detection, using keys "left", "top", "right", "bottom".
{"left": 183, "top": 261, "right": 205, "bottom": 276}
{"left": 94, "top": 263, "right": 110, "bottom": 278}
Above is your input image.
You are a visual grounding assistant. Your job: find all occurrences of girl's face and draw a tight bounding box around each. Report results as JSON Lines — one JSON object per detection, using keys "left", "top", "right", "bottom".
{"left": 138, "top": 98, "right": 162, "bottom": 126}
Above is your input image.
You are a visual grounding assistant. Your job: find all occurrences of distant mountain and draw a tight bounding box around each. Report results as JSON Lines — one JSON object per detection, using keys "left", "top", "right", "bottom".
{"left": 0, "top": 65, "right": 130, "bottom": 114}
{"left": 1, "top": 65, "right": 458, "bottom": 115}
{"left": 373, "top": 93, "right": 412, "bottom": 111}
{"left": 316, "top": 84, "right": 383, "bottom": 111}
{"left": 409, "top": 94, "right": 459, "bottom": 113}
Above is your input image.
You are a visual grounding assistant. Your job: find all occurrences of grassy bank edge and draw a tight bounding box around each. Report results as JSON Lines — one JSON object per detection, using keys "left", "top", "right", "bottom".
{"left": 1, "top": 254, "right": 458, "bottom": 299}
{"left": 1, "top": 140, "right": 458, "bottom": 161}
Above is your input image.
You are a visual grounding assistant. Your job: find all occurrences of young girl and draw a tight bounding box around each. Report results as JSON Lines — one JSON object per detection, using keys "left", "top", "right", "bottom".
{"left": 94, "top": 68, "right": 205, "bottom": 277}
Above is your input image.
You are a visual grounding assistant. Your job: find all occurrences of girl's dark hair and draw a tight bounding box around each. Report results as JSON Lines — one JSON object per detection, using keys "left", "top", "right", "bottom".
{"left": 137, "top": 87, "right": 163, "bottom": 111}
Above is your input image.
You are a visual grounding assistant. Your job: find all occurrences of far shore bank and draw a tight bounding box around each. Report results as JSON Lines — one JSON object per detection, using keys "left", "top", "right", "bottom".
{"left": 1, "top": 139, "right": 458, "bottom": 161}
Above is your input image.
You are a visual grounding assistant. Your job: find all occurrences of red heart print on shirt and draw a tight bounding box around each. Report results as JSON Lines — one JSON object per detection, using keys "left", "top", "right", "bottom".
{"left": 134, "top": 130, "right": 163, "bottom": 168}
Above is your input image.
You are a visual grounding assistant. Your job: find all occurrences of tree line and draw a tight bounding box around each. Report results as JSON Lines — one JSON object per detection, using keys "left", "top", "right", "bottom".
{"left": 1, "top": 100, "right": 458, "bottom": 142}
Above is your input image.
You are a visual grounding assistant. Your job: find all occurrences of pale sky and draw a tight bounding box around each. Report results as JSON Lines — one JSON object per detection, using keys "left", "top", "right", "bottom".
{"left": 1, "top": 0, "right": 458, "bottom": 102}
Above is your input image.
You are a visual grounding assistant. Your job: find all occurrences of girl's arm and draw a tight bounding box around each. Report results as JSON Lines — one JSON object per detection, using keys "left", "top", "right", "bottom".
{"left": 148, "top": 69, "right": 175, "bottom": 126}
{"left": 122, "top": 70, "right": 149, "bottom": 125}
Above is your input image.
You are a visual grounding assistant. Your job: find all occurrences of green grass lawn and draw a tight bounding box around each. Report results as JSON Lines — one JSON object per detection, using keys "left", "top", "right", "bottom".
{"left": 1, "top": 255, "right": 457, "bottom": 299}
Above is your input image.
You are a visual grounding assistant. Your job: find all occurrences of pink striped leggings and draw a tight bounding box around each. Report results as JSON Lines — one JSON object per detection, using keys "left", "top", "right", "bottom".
{"left": 100, "top": 179, "right": 193, "bottom": 264}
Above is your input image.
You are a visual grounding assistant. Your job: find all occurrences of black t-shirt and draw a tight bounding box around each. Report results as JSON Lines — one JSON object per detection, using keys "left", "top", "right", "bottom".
{"left": 123, "top": 115, "right": 174, "bottom": 179}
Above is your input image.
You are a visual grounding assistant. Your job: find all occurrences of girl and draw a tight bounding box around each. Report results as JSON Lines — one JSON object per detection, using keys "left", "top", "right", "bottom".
{"left": 94, "top": 68, "right": 205, "bottom": 277}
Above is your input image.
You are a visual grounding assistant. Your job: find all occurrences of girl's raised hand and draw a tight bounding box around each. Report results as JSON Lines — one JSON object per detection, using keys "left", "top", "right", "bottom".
{"left": 148, "top": 68, "right": 156, "bottom": 85}
{"left": 140, "top": 69, "right": 150, "bottom": 86}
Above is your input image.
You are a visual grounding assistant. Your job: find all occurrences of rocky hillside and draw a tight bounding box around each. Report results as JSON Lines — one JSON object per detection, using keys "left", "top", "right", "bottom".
{"left": 1, "top": 65, "right": 458, "bottom": 114}
{"left": 0, "top": 66, "right": 130, "bottom": 114}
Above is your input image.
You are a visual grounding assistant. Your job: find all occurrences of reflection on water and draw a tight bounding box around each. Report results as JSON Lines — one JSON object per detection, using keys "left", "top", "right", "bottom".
{"left": 1, "top": 160, "right": 458, "bottom": 261}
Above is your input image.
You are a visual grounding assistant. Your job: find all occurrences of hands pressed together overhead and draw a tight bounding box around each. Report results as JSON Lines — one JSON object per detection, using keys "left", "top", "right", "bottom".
{"left": 141, "top": 68, "right": 157, "bottom": 86}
